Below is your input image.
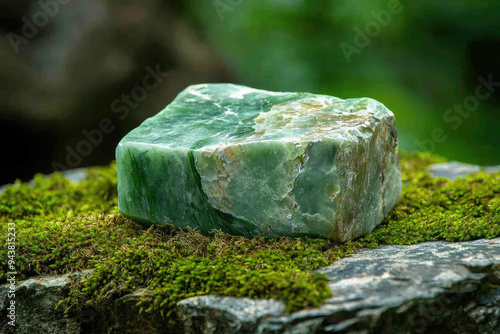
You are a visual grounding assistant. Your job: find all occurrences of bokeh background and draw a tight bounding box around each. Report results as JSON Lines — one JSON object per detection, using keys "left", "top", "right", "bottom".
{"left": 1, "top": 0, "right": 499, "bottom": 185}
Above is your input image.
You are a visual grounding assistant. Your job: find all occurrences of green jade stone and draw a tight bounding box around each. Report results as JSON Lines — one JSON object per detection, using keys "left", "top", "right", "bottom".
{"left": 116, "top": 84, "right": 401, "bottom": 242}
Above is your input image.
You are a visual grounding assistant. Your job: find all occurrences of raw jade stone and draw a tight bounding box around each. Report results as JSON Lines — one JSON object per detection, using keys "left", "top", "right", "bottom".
{"left": 116, "top": 84, "right": 401, "bottom": 241}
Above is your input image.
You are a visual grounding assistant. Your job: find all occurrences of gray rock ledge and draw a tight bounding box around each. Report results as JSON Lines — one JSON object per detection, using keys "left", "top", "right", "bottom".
{"left": 261, "top": 237, "right": 500, "bottom": 333}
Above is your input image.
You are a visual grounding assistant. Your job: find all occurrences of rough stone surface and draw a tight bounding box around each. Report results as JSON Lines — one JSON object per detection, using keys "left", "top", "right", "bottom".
{"left": 176, "top": 296, "right": 285, "bottom": 333}
{"left": 2, "top": 239, "right": 499, "bottom": 334}
{"left": 0, "top": 270, "right": 175, "bottom": 334}
{"left": 182, "top": 238, "right": 500, "bottom": 334}
{"left": 116, "top": 83, "right": 401, "bottom": 242}
{"left": 427, "top": 162, "right": 500, "bottom": 180}
{"left": 0, "top": 270, "right": 93, "bottom": 334}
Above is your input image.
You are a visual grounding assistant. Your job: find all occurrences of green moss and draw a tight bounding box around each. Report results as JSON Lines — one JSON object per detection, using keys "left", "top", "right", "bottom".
{"left": 1, "top": 151, "right": 499, "bottom": 318}
{"left": 476, "top": 282, "right": 500, "bottom": 296}
{"left": 360, "top": 151, "right": 500, "bottom": 246}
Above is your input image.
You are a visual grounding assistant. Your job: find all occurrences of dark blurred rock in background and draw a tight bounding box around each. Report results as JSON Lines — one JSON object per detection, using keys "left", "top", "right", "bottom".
{"left": 0, "top": 0, "right": 233, "bottom": 184}
{"left": 1, "top": 0, "right": 499, "bottom": 184}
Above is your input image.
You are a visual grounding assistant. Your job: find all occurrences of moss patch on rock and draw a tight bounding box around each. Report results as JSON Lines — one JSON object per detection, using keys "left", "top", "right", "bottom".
{"left": 1, "top": 151, "right": 499, "bottom": 317}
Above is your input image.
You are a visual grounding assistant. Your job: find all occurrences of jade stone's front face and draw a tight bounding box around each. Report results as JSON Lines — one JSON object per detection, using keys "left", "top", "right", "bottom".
{"left": 116, "top": 84, "right": 402, "bottom": 242}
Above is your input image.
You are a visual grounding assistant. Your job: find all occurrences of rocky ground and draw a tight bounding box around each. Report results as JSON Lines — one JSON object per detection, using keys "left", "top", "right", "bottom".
{"left": 1, "top": 237, "right": 499, "bottom": 333}
{"left": 1, "top": 158, "right": 499, "bottom": 333}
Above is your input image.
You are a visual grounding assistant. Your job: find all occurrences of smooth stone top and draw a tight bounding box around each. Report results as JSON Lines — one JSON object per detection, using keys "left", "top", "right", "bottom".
{"left": 119, "top": 84, "right": 393, "bottom": 150}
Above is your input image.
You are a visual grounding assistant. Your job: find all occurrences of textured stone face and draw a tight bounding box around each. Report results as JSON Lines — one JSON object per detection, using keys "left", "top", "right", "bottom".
{"left": 116, "top": 84, "right": 401, "bottom": 241}
{"left": 178, "top": 238, "right": 500, "bottom": 334}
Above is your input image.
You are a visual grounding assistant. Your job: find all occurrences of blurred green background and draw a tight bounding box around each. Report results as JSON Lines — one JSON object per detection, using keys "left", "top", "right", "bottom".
{"left": 1, "top": 0, "right": 499, "bottom": 184}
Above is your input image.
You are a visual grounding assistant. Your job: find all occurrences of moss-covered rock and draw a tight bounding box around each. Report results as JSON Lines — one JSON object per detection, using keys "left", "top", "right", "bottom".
{"left": 0, "top": 150, "right": 499, "bottom": 331}
{"left": 256, "top": 238, "right": 500, "bottom": 333}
